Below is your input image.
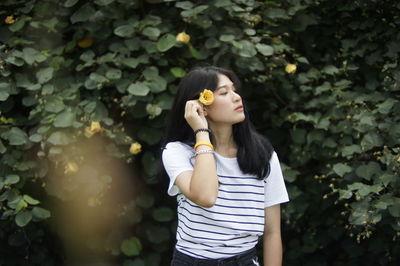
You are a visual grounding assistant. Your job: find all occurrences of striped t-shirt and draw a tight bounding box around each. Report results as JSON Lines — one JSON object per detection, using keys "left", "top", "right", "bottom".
{"left": 162, "top": 141, "right": 289, "bottom": 259}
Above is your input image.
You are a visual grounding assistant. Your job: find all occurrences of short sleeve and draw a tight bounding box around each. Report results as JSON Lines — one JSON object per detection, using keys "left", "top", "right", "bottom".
{"left": 264, "top": 152, "right": 290, "bottom": 208}
{"left": 162, "top": 142, "right": 194, "bottom": 196}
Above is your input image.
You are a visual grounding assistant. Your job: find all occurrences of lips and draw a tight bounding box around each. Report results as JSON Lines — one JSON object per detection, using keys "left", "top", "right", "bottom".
{"left": 235, "top": 105, "right": 244, "bottom": 111}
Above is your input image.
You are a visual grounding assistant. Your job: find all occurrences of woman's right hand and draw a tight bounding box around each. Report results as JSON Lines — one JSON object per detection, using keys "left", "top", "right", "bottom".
{"left": 184, "top": 100, "right": 208, "bottom": 131}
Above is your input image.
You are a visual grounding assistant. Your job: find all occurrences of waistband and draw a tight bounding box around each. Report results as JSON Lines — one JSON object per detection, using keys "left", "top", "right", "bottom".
{"left": 173, "top": 247, "right": 257, "bottom": 265}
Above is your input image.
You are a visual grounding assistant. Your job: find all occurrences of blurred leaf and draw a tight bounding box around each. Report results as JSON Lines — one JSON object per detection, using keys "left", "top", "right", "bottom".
{"left": 32, "top": 207, "right": 51, "bottom": 219}
{"left": 121, "top": 237, "right": 142, "bottom": 256}
{"left": 5, "top": 175, "right": 20, "bottom": 185}
{"left": 170, "top": 67, "right": 186, "bottom": 78}
{"left": 47, "top": 131, "right": 72, "bottom": 145}
{"left": 2, "top": 127, "right": 28, "bottom": 146}
{"left": 333, "top": 163, "right": 352, "bottom": 177}
{"left": 45, "top": 96, "right": 65, "bottom": 113}
{"left": 127, "top": 82, "right": 150, "bottom": 96}
{"left": 156, "top": 34, "right": 176, "bottom": 52}
{"left": 152, "top": 207, "right": 174, "bottom": 222}
{"left": 146, "top": 226, "right": 169, "bottom": 244}
{"left": 114, "top": 25, "right": 135, "bottom": 38}
{"left": 23, "top": 195, "right": 40, "bottom": 205}
{"left": 15, "top": 211, "right": 32, "bottom": 227}
{"left": 36, "top": 67, "right": 54, "bottom": 84}
{"left": 54, "top": 109, "right": 75, "bottom": 128}
{"left": 70, "top": 4, "right": 95, "bottom": 23}
{"left": 64, "top": 0, "right": 79, "bottom": 7}
{"left": 256, "top": 43, "right": 274, "bottom": 56}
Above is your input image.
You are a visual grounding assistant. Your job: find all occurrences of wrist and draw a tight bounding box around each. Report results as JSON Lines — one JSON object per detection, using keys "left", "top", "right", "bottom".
{"left": 195, "top": 132, "right": 210, "bottom": 141}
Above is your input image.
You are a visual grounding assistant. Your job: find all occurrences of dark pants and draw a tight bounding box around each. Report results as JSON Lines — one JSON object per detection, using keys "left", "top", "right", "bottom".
{"left": 170, "top": 247, "right": 260, "bottom": 266}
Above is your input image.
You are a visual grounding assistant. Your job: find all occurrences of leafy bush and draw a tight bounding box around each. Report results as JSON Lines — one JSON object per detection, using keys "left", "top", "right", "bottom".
{"left": 0, "top": 0, "right": 399, "bottom": 265}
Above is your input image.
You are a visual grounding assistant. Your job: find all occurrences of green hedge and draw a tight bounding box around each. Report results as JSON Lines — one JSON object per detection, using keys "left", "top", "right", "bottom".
{"left": 0, "top": 0, "right": 399, "bottom": 265}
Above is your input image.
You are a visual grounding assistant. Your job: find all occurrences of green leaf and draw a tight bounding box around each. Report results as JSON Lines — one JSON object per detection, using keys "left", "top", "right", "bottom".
{"left": 0, "top": 82, "right": 10, "bottom": 101}
{"left": 2, "top": 127, "right": 28, "bottom": 146}
{"left": 156, "top": 34, "right": 176, "bottom": 52}
{"left": 36, "top": 67, "right": 54, "bottom": 84}
{"left": 170, "top": 67, "right": 186, "bottom": 78}
{"left": 256, "top": 43, "right": 274, "bottom": 56}
{"left": 148, "top": 76, "right": 167, "bottom": 93}
{"left": 355, "top": 162, "right": 381, "bottom": 181}
{"left": 23, "top": 195, "right": 40, "bottom": 205}
{"left": 121, "top": 58, "right": 140, "bottom": 69}
{"left": 70, "top": 4, "right": 95, "bottom": 24}
{"left": 121, "top": 237, "right": 142, "bottom": 256}
{"left": 5, "top": 175, "right": 20, "bottom": 185}
{"left": 187, "top": 43, "right": 201, "bottom": 59}
{"left": 47, "top": 131, "right": 72, "bottom": 145}
{"left": 152, "top": 207, "right": 174, "bottom": 222}
{"left": 15, "top": 211, "right": 32, "bottom": 227}
{"left": 175, "top": 1, "right": 194, "bottom": 9}
{"left": 90, "top": 72, "right": 107, "bottom": 83}
{"left": 106, "top": 68, "right": 122, "bottom": 80}
{"left": 136, "top": 193, "right": 155, "bottom": 209}
{"left": 181, "top": 5, "right": 208, "bottom": 17}
{"left": 114, "top": 25, "right": 135, "bottom": 38}
{"left": 379, "top": 173, "right": 394, "bottom": 187}
{"left": 220, "top": 34, "right": 235, "bottom": 42}
{"left": 127, "top": 82, "right": 150, "bottom": 96}
{"left": 388, "top": 204, "right": 400, "bottom": 217}
{"left": 54, "top": 109, "right": 75, "bottom": 128}
{"left": 45, "top": 96, "right": 65, "bottom": 113}
{"left": 94, "top": 0, "right": 114, "bottom": 6}
{"left": 0, "top": 139, "right": 6, "bottom": 154}
{"left": 64, "top": 0, "right": 79, "bottom": 7}
{"left": 322, "top": 65, "right": 339, "bottom": 75}
{"left": 333, "top": 163, "right": 352, "bottom": 177}
{"left": 142, "top": 27, "right": 161, "bottom": 39}
{"left": 361, "top": 132, "right": 383, "bottom": 151}
{"left": 32, "top": 207, "right": 51, "bottom": 219}
{"left": 146, "top": 226, "right": 169, "bottom": 244}
{"left": 338, "top": 189, "right": 353, "bottom": 199}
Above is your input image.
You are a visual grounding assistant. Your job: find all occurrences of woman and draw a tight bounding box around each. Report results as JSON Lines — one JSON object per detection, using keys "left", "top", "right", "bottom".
{"left": 162, "top": 66, "right": 289, "bottom": 266}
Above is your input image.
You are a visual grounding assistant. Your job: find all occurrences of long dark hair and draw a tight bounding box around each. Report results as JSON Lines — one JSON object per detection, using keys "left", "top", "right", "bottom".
{"left": 161, "top": 66, "right": 274, "bottom": 179}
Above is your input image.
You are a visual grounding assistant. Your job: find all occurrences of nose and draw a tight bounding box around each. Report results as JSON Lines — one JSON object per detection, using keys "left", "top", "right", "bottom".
{"left": 232, "top": 91, "right": 241, "bottom": 102}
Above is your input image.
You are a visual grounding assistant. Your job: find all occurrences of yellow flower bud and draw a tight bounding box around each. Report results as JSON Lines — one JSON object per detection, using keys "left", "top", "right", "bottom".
{"left": 176, "top": 32, "right": 190, "bottom": 44}
{"left": 198, "top": 89, "right": 214, "bottom": 105}
{"left": 64, "top": 162, "right": 78, "bottom": 175}
{"left": 129, "top": 142, "right": 142, "bottom": 155}
{"left": 77, "top": 36, "right": 93, "bottom": 48}
{"left": 90, "top": 121, "right": 101, "bottom": 134}
{"left": 285, "top": 63, "right": 297, "bottom": 74}
{"left": 5, "top": 16, "right": 15, "bottom": 24}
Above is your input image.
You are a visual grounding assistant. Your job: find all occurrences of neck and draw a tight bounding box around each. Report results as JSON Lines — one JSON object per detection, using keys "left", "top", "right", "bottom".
{"left": 209, "top": 123, "right": 237, "bottom": 157}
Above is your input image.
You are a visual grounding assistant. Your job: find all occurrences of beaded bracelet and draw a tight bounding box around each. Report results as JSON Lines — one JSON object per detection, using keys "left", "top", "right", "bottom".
{"left": 194, "top": 142, "right": 214, "bottom": 150}
{"left": 195, "top": 149, "right": 214, "bottom": 156}
{"left": 194, "top": 128, "right": 211, "bottom": 135}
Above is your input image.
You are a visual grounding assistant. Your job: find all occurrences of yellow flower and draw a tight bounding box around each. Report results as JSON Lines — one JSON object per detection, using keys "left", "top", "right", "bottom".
{"left": 285, "top": 63, "right": 297, "bottom": 74}
{"left": 84, "top": 121, "right": 102, "bottom": 138}
{"left": 198, "top": 89, "right": 214, "bottom": 105}
{"left": 90, "top": 121, "right": 101, "bottom": 133}
{"left": 176, "top": 32, "right": 190, "bottom": 44}
{"left": 129, "top": 142, "right": 142, "bottom": 155}
{"left": 64, "top": 162, "right": 78, "bottom": 175}
{"left": 77, "top": 36, "right": 93, "bottom": 48}
{"left": 5, "top": 16, "right": 15, "bottom": 24}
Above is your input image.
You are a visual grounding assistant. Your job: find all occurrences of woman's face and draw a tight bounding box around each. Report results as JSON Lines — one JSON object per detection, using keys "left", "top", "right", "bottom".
{"left": 204, "top": 74, "right": 245, "bottom": 125}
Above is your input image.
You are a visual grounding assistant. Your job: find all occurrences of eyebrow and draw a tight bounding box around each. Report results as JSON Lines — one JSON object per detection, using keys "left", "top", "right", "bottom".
{"left": 216, "top": 83, "right": 235, "bottom": 90}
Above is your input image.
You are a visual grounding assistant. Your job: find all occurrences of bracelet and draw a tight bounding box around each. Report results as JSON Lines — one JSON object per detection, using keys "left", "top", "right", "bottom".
{"left": 194, "top": 142, "right": 214, "bottom": 150}
{"left": 195, "top": 149, "right": 214, "bottom": 156}
{"left": 194, "top": 128, "right": 211, "bottom": 135}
